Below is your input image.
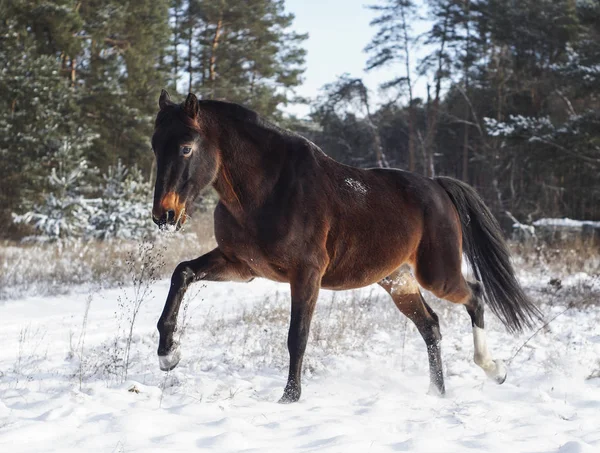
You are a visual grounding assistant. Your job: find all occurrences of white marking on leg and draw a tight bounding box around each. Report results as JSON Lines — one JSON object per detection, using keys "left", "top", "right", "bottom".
{"left": 158, "top": 343, "right": 181, "bottom": 371}
{"left": 473, "top": 326, "right": 493, "bottom": 368}
{"left": 473, "top": 326, "right": 507, "bottom": 384}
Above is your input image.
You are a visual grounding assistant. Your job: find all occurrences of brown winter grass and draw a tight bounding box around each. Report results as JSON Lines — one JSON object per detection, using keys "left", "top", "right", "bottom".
{"left": 181, "top": 288, "right": 400, "bottom": 376}
{"left": 509, "top": 238, "right": 600, "bottom": 308}
{"left": 4, "top": 226, "right": 598, "bottom": 391}
{"left": 1, "top": 214, "right": 598, "bottom": 302}
{"left": 0, "top": 212, "right": 215, "bottom": 299}
{"left": 510, "top": 237, "right": 600, "bottom": 276}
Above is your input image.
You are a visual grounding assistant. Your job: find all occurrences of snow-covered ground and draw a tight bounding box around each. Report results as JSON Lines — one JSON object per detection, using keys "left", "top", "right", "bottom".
{"left": 1, "top": 271, "right": 599, "bottom": 453}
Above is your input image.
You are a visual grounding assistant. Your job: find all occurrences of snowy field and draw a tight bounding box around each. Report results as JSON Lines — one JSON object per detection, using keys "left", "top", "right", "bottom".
{"left": 1, "top": 266, "right": 599, "bottom": 452}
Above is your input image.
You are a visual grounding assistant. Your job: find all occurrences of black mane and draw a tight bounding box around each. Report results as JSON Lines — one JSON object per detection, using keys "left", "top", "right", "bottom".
{"left": 155, "top": 98, "right": 316, "bottom": 153}
{"left": 198, "top": 100, "right": 301, "bottom": 140}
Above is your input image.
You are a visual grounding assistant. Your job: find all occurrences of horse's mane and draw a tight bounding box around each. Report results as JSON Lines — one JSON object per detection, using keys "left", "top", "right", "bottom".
{"left": 153, "top": 98, "right": 324, "bottom": 164}
{"left": 198, "top": 100, "right": 299, "bottom": 140}
{"left": 155, "top": 99, "right": 300, "bottom": 140}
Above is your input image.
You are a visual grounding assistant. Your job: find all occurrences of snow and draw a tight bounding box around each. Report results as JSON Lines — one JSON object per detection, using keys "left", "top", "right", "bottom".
{"left": 344, "top": 178, "right": 368, "bottom": 195}
{"left": 533, "top": 218, "right": 600, "bottom": 228}
{"left": 1, "top": 273, "right": 600, "bottom": 452}
{"left": 512, "top": 218, "right": 600, "bottom": 242}
{"left": 484, "top": 115, "right": 553, "bottom": 137}
{"left": 13, "top": 159, "right": 154, "bottom": 242}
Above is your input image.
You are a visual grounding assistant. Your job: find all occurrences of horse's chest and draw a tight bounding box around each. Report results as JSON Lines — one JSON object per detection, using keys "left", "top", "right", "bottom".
{"left": 230, "top": 241, "right": 291, "bottom": 282}
{"left": 215, "top": 218, "right": 296, "bottom": 281}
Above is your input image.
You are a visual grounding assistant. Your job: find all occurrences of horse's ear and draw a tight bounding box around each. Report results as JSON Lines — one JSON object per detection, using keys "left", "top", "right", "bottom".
{"left": 159, "top": 89, "right": 171, "bottom": 110}
{"left": 183, "top": 92, "right": 199, "bottom": 119}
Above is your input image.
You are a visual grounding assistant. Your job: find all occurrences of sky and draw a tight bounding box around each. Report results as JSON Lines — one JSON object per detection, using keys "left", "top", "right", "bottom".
{"left": 283, "top": 0, "right": 431, "bottom": 117}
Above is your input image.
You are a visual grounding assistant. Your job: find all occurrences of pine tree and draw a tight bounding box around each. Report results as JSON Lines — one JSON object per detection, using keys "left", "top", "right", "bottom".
{"left": 88, "top": 161, "right": 154, "bottom": 240}
{"left": 2, "top": 0, "right": 309, "bottom": 239}
{"left": 180, "top": 0, "right": 307, "bottom": 118}
{"left": 78, "top": 0, "right": 170, "bottom": 171}
{"left": 0, "top": 4, "right": 97, "bottom": 223}
{"left": 313, "top": 75, "right": 388, "bottom": 167}
{"left": 321, "top": 0, "right": 600, "bottom": 221}
{"left": 365, "top": 0, "right": 418, "bottom": 170}
{"left": 12, "top": 143, "right": 98, "bottom": 241}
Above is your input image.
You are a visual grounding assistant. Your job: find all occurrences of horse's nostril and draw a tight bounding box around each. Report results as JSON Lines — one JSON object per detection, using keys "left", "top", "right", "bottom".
{"left": 152, "top": 212, "right": 172, "bottom": 227}
{"left": 166, "top": 210, "right": 176, "bottom": 223}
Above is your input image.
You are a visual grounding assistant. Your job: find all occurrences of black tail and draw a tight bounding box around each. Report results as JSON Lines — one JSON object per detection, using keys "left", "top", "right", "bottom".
{"left": 436, "top": 176, "right": 542, "bottom": 333}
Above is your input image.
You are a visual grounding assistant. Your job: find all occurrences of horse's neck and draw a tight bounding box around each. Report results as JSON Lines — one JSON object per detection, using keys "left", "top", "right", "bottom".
{"left": 212, "top": 132, "right": 286, "bottom": 217}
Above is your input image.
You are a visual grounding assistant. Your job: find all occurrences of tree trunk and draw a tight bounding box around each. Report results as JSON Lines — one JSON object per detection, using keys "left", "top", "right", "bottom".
{"left": 188, "top": 23, "right": 193, "bottom": 93}
{"left": 462, "top": 115, "right": 469, "bottom": 181}
{"left": 408, "top": 105, "right": 416, "bottom": 172}
{"left": 362, "top": 91, "right": 388, "bottom": 168}
{"left": 70, "top": 57, "right": 76, "bottom": 87}
{"left": 462, "top": 0, "right": 471, "bottom": 182}
{"left": 424, "top": 6, "right": 451, "bottom": 178}
{"left": 425, "top": 83, "right": 433, "bottom": 175}
{"left": 370, "top": 120, "right": 387, "bottom": 168}
{"left": 400, "top": 5, "right": 416, "bottom": 172}
{"left": 208, "top": 17, "right": 223, "bottom": 89}
{"left": 173, "top": 6, "right": 180, "bottom": 89}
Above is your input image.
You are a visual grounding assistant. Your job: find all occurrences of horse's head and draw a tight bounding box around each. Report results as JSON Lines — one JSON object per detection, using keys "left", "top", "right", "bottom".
{"left": 151, "top": 90, "right": 220, "bottom": 230}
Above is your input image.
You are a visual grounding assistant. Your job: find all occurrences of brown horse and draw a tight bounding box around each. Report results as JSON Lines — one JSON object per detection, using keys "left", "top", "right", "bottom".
{"left": 151, "top": 91, "right": 541, "bottom": 402}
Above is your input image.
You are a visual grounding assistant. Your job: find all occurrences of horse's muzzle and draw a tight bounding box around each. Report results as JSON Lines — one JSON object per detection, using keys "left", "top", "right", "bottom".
{"left": 152, "top": 210, "right": 183, "bottom": 231}
{"left": 153, "top": 209, "right": 175, "bottom": 227}
{"left": 152, "top": 192, "right": 186, "bottom": 230}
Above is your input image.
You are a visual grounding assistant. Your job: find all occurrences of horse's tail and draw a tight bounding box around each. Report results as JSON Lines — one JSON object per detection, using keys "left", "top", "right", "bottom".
{"left": 436, "top": 176, "right": 542, "bottom": 333}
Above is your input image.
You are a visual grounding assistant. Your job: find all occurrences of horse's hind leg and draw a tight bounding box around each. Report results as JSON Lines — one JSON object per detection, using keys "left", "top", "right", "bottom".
{"left": 378, "top": 266, "right": 445, "bottom": 395}
{"left": 414, "top": 248, "right": 507, "bottom": 384}
{"left": 464, "top": 282, "right": 507, "bottom": 384}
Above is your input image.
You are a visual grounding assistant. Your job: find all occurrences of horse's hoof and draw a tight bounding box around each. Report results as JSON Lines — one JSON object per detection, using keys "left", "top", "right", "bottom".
{"left": 486, "top": 359, "right": 507, "bottom": 385}
{"left": 428, "top": 382, "right": 446, "bottom": 397}
{"left": 278, "top": 394, "right": 299, "bottom": 404}
{"left": 158, "top": 344, "right": 181, "bottom": 371}
{"left": 278, "top": 386, "right": 300, "bottom": 404}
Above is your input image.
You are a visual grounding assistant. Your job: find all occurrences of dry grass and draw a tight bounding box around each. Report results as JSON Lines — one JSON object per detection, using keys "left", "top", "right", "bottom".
{"left": 49, "top": 287, "right": 402, "bottom": 391}
{"left": 4, "top": 233, "right": 598, "bottom": 392}
{"left": 510, "top": 237, "right": 600, "bottom": 276}
{"left": 184, "top": 288, "right": 403, "bottom": 375}
{"left": 0, "top": 212, "right": 215, "bottom": 300}
{"left": 509, "top": 238, "right": 600, "bottom": 307}
{"left": 2, "top": 216, "right": 598, "bottom": 306}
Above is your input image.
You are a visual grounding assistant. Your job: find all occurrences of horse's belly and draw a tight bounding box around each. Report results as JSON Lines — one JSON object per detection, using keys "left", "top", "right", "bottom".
{"left": 321, "top": 265, "right": 401, "bottom": 290}
{"left": 320, "top": 230, "right": 416, "bottom": 290}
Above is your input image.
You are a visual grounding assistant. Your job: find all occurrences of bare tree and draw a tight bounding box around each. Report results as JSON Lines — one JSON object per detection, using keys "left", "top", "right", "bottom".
{"left": 365, "top": 0, "right": 418, "bottom": 171}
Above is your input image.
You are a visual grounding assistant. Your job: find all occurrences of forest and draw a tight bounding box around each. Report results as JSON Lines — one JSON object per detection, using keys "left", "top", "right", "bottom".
{"left": 2, "top": 3, "right": 600, "bottom": 450}
{"left": 1, "top": 0, "right": 599, "bottom": 240}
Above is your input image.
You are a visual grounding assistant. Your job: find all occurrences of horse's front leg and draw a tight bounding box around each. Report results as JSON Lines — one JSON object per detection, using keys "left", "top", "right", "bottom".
{"left": 280, "top": 267, "right": 321, "bottom": 403}
{"left": 157, "top": 247, "right": 253, "bottom": 371}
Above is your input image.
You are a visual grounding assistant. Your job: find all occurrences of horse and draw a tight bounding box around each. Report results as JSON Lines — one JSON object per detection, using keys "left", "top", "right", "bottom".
{"left": 151, "top": 90, "right": 541, "bottom": 403}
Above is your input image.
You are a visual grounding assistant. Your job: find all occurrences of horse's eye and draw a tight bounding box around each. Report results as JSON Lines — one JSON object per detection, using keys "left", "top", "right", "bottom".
{"left": 181, "top": 146, "right": 193, "bottom": 156}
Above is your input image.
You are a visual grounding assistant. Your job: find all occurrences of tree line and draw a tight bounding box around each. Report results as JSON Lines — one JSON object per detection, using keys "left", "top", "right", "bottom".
{"left": 302, "top": 0, "right": 600, "bottom": 228}
{"left": 0, "top": 0, "right": 306, "bottom": 238}
{"left": 1, "top": 0, "right": 598, "bottom": 240}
